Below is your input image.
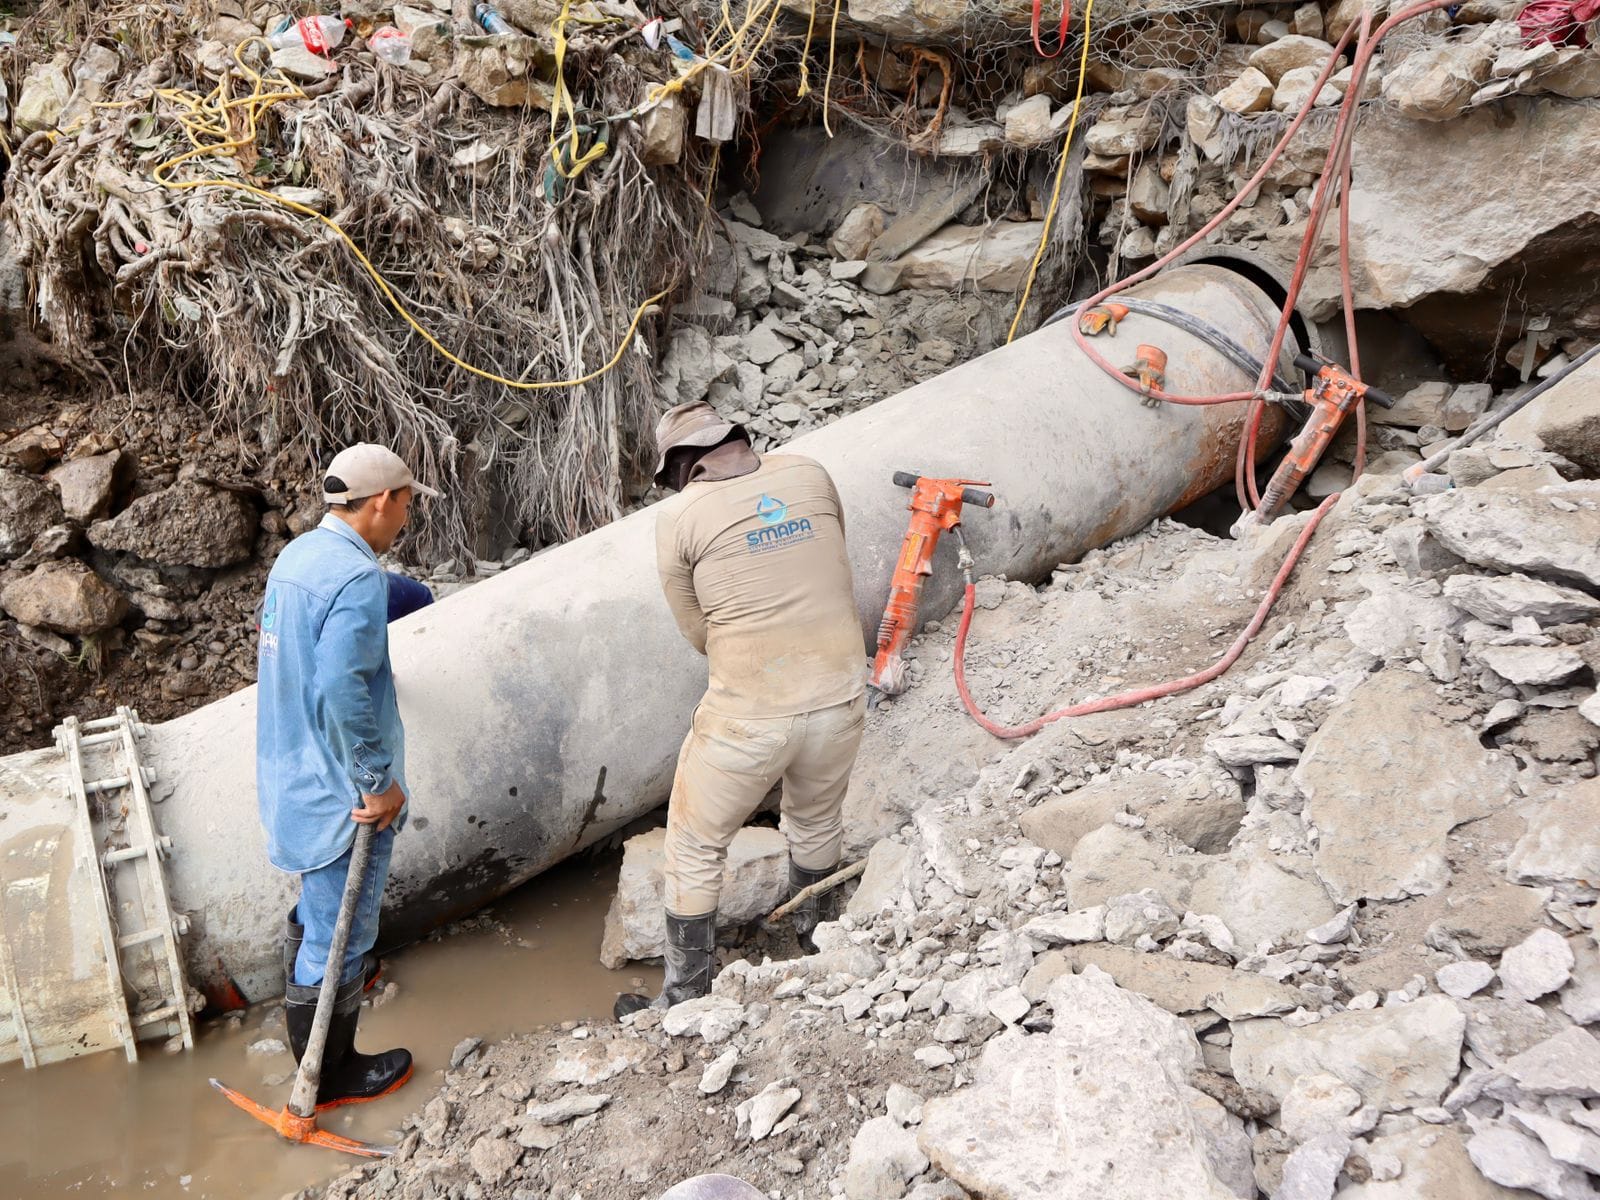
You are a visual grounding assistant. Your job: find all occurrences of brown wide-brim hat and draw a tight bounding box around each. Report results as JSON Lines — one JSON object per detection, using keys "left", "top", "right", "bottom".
{"left": 652, "top": 401, "right": 745, "bottom": 487}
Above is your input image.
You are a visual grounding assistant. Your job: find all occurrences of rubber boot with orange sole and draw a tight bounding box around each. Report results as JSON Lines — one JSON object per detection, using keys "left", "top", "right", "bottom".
{"left": 285, "top": 972, "right": 412, "bottom": 1110}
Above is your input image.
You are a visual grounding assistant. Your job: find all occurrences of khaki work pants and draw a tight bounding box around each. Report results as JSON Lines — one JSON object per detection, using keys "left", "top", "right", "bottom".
{"left": 662, "top": 694, "right": 867, "bottom": 917}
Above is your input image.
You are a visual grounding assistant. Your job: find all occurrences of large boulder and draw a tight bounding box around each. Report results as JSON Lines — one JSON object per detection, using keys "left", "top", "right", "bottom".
{"left": 1295, "top": 670, "right": 1517, "bottom": 904}
{"left": 0, "top": 469, "right": 65, "bottom": 560}
{"left": 868, "top": 221, "right": 1044, "bottom": 294}
{"left": 1331, "top": 99, "right": 1600, "bottom": 367}
{"left": 1380, "top": 33, "right": 1499, "bottom": 120}
{"left": 0, "top": 559, "right": 129, "bottom": 635}
{"left": 1500, "top": 353, "right": 1600, "bottom": 475}
{"left": 600, "top": 827, "right": 788, "bottom": 967}
{"left": 1231, "top": 995, "right": 1467, "bottom": 1112}
{"left": 1418, "top": 479, "right": 1600, "bottom": 593}
{"left": 87, "top": 481, "right": 257, "bottom": 569}
{"left": 47, "top": 450, "right": 129, "bottom": 524}
{"left": 1248, "top": 34, "right": 1338, "bottom": 83}
{"left": 918, "top": 969, "right": 1242, "bottom": 1199}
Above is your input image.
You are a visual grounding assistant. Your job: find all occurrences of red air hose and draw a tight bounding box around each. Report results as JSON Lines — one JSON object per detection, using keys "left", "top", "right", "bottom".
{"left": 948, "top": 0, "right": 1455, "bottom": 739}
{"left": 953, "top": 495, "right": 1338, "bottom": 739}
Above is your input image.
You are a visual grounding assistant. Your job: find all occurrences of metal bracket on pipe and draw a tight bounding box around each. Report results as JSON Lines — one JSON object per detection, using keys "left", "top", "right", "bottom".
{"left": 49, "top": 708, "right": 197, "bottom": 1067}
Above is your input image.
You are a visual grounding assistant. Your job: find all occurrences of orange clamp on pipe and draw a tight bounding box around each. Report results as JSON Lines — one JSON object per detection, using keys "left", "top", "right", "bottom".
{"left": 869, "top": 472, "right": 995, "bottom": 697}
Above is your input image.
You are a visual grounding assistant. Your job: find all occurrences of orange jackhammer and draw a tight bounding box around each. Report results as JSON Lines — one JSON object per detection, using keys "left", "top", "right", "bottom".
{"left": 869, "top": 472, "right": 995, "bottom": 697}
{"left": 1251, "top": 353, "right": 1395, "bottom": 523}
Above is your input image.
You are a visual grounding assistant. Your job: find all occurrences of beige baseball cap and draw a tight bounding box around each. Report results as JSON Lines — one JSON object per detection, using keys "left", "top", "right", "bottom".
{"left": 322, "top": 443, "right": 441, "bottom": 504}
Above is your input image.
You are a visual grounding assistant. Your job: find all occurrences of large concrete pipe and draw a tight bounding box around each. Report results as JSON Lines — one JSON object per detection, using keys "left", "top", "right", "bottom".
{"left": 0, "top": 263, "right": 1295, "bottom": 1066}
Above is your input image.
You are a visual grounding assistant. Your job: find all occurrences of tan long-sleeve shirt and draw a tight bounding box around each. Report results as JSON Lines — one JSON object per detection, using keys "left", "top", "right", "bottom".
{"left": 655, "top": 453, "right": 866, "bottom": 718}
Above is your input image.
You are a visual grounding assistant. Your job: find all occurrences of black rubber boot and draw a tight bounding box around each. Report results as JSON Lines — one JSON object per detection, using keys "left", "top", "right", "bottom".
{"left": 788, "top": 860, "right": 840, "bottom": 953}
{"left": 286, "top": 908, "right": 381, "bottom": 993}
{"left": 613, "top": 911, "right": 717, "bottom": 1020}
{"left": 285, "top": 971, "right": 412, "bottom": 1109}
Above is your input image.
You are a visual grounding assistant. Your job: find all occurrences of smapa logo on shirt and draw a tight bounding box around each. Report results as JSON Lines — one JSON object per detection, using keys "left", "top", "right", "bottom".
{"left": 259, "top": 590, "right": 281, "bottom": 659}
{"left": 746, "top": 493, "right": 814, "bottom": 554}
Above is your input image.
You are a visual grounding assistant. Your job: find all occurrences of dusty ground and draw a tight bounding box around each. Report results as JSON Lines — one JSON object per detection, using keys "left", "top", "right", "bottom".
{"left": 306, "top": 405, "right": 1600, "bottom": 1199}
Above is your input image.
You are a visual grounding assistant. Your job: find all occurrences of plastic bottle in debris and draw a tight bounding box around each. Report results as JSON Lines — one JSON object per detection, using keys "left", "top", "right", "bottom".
{"left": 368, "top": 25, "right": 412, "bottom": 65}
{"left": 267, "top": 15, "right": 350, "bottom": 54}
{"left": 475, "top": 3, "right": 517, "bottom": 34}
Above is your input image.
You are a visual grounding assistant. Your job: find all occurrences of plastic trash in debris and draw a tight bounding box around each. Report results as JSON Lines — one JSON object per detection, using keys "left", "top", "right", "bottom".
{"left": 267, "top": 15, "right": 350, "bottom": 54}
{"left": 368, "top": 25, "right": 412, "bottom": 65}
{"left": 666, "top": 33, "right": 699, "bottom": 62}
{"left": 475, "top": 3, "right": 518, "bottom": 34}
{"left": 641, "top": 17, "right": 664, "bottom": 49}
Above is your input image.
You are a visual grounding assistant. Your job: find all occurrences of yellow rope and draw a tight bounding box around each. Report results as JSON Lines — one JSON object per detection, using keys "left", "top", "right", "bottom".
{"left": 1006, "top": 0, "right": 1096, "bottom": 345}
{"left": 795, "top": 0, "right": 822, "bottom": 98}
{"left": 547, "top": 0, "right": 610, "bottom": 182}
{"left": 81, "top": 38, "right": 664, "bottom": 392}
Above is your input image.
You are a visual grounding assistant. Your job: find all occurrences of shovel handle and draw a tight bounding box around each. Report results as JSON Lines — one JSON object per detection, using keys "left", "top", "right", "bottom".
{"left": 287, "top": 823, "right": 376, "bottom": 1119}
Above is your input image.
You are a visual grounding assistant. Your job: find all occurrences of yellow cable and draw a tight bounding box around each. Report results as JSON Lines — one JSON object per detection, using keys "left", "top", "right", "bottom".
{"left": 1006, "top": 0, "right": 1095, "bottom": 345}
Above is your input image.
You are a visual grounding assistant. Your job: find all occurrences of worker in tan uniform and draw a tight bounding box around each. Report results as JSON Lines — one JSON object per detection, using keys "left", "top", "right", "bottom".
{"left": 615, "top": 401, "right": 867, "bottom": 1018}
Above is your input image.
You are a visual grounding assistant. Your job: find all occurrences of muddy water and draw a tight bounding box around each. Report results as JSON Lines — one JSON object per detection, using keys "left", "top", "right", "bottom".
{"left": 0, "top": 855, "right": 657, "bottom": 1199}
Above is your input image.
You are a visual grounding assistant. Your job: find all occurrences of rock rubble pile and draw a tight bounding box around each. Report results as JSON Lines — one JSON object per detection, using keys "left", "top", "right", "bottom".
{"left": 313, "top": 350, "right": 1600, "bottom": 1200}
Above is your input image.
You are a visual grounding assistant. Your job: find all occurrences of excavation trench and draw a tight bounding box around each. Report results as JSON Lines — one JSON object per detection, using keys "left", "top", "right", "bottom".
{"left": 0, "top": 261, "right": 1302, "bottom": 1072}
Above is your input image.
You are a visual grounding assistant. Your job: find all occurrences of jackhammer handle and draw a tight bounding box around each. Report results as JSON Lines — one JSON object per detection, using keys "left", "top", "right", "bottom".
{"left": 892, "top": 471, "right": 919, "bottom": 489}
{"left": 963, "top": 488, "right": 996, "bottom": 508}
{"left": 1363, "top": 385, "right": 1396, "bottom": 410}
{"left": 1293, "top": 353, "right": 1397, "bottom": 409}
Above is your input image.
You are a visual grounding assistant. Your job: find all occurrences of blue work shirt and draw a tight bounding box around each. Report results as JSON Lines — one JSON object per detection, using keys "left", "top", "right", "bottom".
{"left": 257, "top": 515, "right": 408, "bottom": 873}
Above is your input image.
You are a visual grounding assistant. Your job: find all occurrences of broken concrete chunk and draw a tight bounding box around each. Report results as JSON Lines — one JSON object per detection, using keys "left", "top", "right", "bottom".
{"left": 1508, "top": 784, "right": 1600, "bottom": 897}
{"left": 1419, "top": 480, "right": 1600, "bottom": 593}
{"left": 601, "top": 827, "right": 786, "bottom": 967}
{"left": 1295, "top": 670, "right": 1516, "bottom": 904}
{"left": 1504, "top": 1027, "right": 1600, "bottom": 1097}
{"left": 1444, "top": 573, "right": 1600, "bottom": 628}
{"left": 1436, "top": 961, "right": 1496, "bottom": 999}
{"left": 1498, "top": 928, "right": 1577, "bottom": 1003}
{"left": 1467, "top": 1125, "right": 1600, "bottom": 1200}
{"left": 1231, "top": 995, "right": 1466, "bottom": 1112}
{"left": 846, "top": 1114, "right": 930, "bottom": 1198}
{"left": 918, "top": 971, "right": 1237, "bottom": 1199}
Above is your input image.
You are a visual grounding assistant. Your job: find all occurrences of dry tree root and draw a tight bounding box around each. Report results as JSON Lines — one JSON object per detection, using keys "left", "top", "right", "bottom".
{"left": 2, "top": 0, "right": 717, "bottom": 563}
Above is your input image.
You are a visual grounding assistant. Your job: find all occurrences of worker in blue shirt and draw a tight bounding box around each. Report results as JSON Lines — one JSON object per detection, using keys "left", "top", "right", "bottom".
{"left": 256, "top": 443, "right": 438, "bottom": 1109}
